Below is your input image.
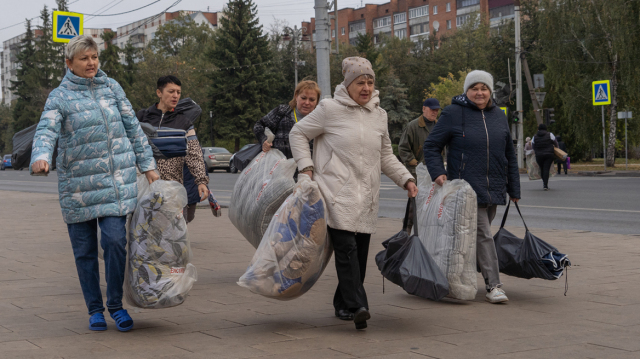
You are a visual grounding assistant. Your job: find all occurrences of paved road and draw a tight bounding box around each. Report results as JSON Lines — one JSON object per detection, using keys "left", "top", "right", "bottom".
{"left": 1, "top": 169, "right": 638, "bottom": 235}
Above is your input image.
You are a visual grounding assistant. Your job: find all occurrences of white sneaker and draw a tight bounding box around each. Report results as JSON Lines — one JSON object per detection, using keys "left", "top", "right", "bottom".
{"left": 486, "top": 287, "right": 509, "bottom": 303}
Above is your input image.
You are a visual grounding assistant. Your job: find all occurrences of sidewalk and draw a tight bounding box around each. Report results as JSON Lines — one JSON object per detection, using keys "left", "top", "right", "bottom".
{"left": 1, "top": 190, "right": 640, "bottom": 359}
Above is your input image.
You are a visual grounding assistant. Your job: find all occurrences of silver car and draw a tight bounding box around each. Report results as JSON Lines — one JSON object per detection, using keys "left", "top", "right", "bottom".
{"left": 203, "top": 147, "right": 232, "bottom": 172}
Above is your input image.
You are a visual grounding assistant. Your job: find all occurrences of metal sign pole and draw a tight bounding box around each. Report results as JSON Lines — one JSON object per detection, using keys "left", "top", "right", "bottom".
{"left": 602, "top": 106, "right": 606, "bottom": 171}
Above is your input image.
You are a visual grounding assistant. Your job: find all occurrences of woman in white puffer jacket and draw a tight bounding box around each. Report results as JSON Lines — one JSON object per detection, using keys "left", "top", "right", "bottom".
{"left": 289, "top": 57, "right": 418, "bottom": 330}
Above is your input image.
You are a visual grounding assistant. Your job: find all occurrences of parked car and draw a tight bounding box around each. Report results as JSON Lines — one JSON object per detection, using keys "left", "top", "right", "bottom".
{"left": 203, "top": 147, "right": 233, "bottom": 172}
{"left": 229, "top": 144, "right": 256, "bottom": 174}
{"left": 1, "top": 154, "right": 11, "bottom": 170}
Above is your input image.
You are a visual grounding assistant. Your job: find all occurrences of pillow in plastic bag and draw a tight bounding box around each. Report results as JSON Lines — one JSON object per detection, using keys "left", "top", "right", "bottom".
{"left": 415, "top": 164, "right": 478, "bottom": 300}
{"left": 124, "top": 175, "right": 197, "bottom": 308}
{"left": 526, "top": 153, "right": 542, "bottom": 181}
{"left": 229, "top": 129, "right": 297, "bottom": 248}
{"left": 238, "top": 174, "right": 333, "bottom": 300}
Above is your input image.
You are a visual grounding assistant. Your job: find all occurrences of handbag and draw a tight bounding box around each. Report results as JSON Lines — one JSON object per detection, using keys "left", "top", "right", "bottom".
{"left": 554, "top": 147, "right": 568, "bottom": 161}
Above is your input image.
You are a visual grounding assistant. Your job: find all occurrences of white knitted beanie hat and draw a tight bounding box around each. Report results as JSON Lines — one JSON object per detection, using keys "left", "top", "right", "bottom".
{"left": 464, "top": 70, "right": 494, "bottom": 94}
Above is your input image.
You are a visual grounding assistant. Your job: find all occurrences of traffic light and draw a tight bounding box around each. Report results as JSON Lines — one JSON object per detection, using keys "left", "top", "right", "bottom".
{"left": 544, "top": 108, "right": 555, "bottom": 126}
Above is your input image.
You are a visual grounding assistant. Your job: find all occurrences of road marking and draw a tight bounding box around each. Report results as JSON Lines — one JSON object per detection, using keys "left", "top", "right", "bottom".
{"left": 518, "top": 205, "right": 640, "bottom": 214}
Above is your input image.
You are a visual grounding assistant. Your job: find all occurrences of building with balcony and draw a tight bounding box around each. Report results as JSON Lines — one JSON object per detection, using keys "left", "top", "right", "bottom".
{"left": 114, "top": 10, "right": 219, "bottom": 60}
{"left": 302, "top": 0, "right": 514, "bottom": 49}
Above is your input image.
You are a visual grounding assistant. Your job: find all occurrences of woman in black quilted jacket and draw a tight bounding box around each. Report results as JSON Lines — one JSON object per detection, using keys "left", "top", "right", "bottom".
{"left": 424, "top": 70, "right": 521, "bottom": 304}
{"left": 253, "top": 81, "right": 321, "bottom": 159}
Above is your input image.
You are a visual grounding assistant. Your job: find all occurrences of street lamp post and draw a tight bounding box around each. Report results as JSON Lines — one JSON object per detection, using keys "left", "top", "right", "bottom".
{"left": 283, "top": 25, "right": 307, "bottom": 88}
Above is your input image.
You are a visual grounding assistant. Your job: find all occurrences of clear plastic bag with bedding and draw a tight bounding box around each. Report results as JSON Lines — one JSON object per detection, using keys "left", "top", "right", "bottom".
{"left": 229, "top": 129, "right": 297, "bottom": 248}
{"left": 415, "top": 164, "right": 478, "bottom": 300}
{"left": 238, "top": 174, "right": 333, "bottom": 300}
{"left": 124, "top": 175, "right": 197, "bottom": 308}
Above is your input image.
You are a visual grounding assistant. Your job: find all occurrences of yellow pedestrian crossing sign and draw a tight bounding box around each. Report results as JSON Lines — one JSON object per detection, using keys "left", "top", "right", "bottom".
{"left": 500, "top": 107, "right": 508, "bottom": 117}
{"left": 53, "top": 11, "right": 83, "bottom": 43}
{"left": 592, "top": 80, "right": 611, "bottom": 106}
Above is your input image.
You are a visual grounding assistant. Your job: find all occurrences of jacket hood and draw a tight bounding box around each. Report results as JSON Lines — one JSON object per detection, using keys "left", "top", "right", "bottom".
{"left": 333, "top": 84, "right": 380, "bottom": 112}
{"left": 451, "top": 94, "right": 495, "bottom": 111}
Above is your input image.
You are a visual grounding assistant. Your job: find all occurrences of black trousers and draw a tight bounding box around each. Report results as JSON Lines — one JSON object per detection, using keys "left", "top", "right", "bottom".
{"left": 328, "top": 227, "right": 371, "bottom": 312}
{"left": 536, "top": 154, "right": 555, "bottom": 187}
{"left": 557, "top": 160, "right": 567, "bottom": 174}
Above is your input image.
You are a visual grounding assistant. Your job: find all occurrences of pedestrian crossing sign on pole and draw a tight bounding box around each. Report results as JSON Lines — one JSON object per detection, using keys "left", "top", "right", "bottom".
{"left": 592, "top": 80, "right": 611, "bottom": 106}
{"left": 52, "top": 11, "right": 83, "bottom": 43}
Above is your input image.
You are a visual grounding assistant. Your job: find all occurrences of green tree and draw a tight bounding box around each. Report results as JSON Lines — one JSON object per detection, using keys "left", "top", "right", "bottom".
{"left": 10, "top": 20, "right": 44, "bottom": 132}
{"left": 380, "top": 73, "right": 416, "bottom": 143}
{"left": 424, "top": 70, "right": 470, "bottom": 109}
{"left": 99, "top": 31, "right": 123, "bottom": 83}
{"left": 121, "top": 40, "right": 138, "bottom": 92}
{"left": 35, "top": 5, "right": 59, "bottom": 90}
{"left": 0, "top": 104, "right": 14, "bottom": 153}
{"left": 531, "top": 0, "right": 640, "bottom": 165}
{"left": 207, "top": 0, "right": 276, "bottom": 151}
{"left": 54, "top": 0, "right": 69, "bottom": 78}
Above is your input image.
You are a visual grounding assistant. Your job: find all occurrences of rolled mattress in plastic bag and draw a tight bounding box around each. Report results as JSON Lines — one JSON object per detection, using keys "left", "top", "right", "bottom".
{"left": 238, "top": 174, "right": 333, "bottom": 300}
{"left": 526, "top": 153, "right": 541, "bottom": 181}
{"left": 124, "top": 175, "right": 197, "bottom": 308}
{"left": 415, "top": 164, "right": 478, "bottom": 300}
{"left": 229, "top": 129, "right": 297, "bottom": 248}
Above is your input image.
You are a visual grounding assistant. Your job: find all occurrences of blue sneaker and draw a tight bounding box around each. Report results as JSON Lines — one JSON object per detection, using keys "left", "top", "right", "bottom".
{"left": 89, "top": 312, "right": 107, "bottom": 331}
{"left": 110, "top": 309, "right": 134, "bottom": 332}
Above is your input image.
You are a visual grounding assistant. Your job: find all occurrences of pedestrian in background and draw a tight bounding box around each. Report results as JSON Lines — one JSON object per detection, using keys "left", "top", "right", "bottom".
{"left": 424, "top": 70, "right": 521, "bottom": 304}
{"left": 30, "top": 35, "right": 158, "bottom": 332}
{"left": 398, "top": 98, "right": 441, "bottom": 234}
{"left": 137, "top": 75, "right": 209, "bottom": 221}
{"left": 524, "top": 137, "right": 533, "bottom": 156}
{"left": 290, "top": 57, "right": 417, "bottom": 330}
{"left": 532, "top": 123, "right": 559, "bottom": 190}
{"left": 556, "top": 135, "right": 568, "bottom": 175}
{"left": 254, "top": 80, "right": 321, "bottom": 158}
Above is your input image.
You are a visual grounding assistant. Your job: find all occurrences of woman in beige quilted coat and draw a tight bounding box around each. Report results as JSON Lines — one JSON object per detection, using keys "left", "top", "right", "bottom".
{"left": 289, "top": 57, "right": 418, "bottom": 330}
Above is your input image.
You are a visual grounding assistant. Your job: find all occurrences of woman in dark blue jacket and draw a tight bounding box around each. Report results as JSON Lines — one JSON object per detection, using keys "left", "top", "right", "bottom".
{"left": 424, "top": 70, "right": 521, "bottom": 304}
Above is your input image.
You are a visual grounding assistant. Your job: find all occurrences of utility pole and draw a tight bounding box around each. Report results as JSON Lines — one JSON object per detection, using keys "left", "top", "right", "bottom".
{"left": 514, "top": 1, "right": 523, "bottom": 168}
{"left": 335, "top": 0, "right": 339, "bottom": 55}
{"left": 314, "top": 0, "right": 332, "bottom": 99}
{"left": 284, "top": 25, "right": 306, "bottom": 88}
{"left": 210, "top": 111, "right": 215, "bottom": 147}
{"left": 522, "top": 56, "right": 544, "bottom": 125}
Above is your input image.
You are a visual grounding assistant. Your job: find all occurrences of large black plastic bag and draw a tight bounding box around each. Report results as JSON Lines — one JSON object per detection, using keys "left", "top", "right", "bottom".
{"left": 232, "top": 143, "right": 262, "bottom": 172}
{"left": 375, "top": 198, "right": 449, "bottom": 301}
{"left": 11, "top": 124, "right": 58, "bottom": 170}
{"left": 493, "top": 202, "right": 571, "bottom": 280}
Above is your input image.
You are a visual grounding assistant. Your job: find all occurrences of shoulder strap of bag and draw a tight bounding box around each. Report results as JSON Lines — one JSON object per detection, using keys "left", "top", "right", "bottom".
{"left": 411, "top": 197, "right": 419, "bottom": 235}
{"left": 500, "top": 201, "right": 529, "bottom": 232}
{"left": 402, "top": 198, "right": 411, "bottom": 231}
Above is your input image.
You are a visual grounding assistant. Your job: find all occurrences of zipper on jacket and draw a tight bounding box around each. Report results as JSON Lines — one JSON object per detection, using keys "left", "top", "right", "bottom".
{"left": 481, "top": 110, "right": 492, "bottom": 204}
{"left": 158, "top": 112, "right": 165, "bottom": 129}
{"left": 92, "top": 79, "right": 121, "bottom": 207}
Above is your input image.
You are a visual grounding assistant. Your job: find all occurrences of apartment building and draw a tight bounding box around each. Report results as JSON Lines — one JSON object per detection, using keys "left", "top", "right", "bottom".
{"left": 301, "top": 0, "right": 515, "bottom": 48}
{"left": 114, "top": 10, "right": 219, "bottom": 58}
{"left": 1, "top": 28, "right": 109, "bottom": 105}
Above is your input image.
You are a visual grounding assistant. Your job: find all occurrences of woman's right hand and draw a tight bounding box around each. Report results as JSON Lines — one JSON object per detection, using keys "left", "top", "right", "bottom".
{"left": 32, "top": 160, "right": 49, "bottom": 174}
{"left": 262, "top": 141, "right": 272, "bottom": 152}
{"left": 435, "top": 174, "right": 447, "bottom": 186}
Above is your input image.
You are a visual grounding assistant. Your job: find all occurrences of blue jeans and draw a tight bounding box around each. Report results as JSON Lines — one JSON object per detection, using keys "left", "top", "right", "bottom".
{"left": 67, "top": 216, "right": 127, "bottom": 315}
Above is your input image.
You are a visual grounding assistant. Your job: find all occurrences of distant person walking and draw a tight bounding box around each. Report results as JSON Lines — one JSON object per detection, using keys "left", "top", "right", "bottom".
{"left": 532, "top": 123, "right": 559, "bottom": 190}
{"left": 556, "top": 136, "right": 568, "bottom": 175}
{"left": 424, "top": 70, "right": 521, "bottom": 304}
{"left": 398, "top": 98, "right": 441, "bottom": 234}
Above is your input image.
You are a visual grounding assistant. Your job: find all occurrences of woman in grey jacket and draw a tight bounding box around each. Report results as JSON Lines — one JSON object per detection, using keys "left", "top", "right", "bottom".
{"left": 290, "top": 57, "right": 418, "bottom": 330}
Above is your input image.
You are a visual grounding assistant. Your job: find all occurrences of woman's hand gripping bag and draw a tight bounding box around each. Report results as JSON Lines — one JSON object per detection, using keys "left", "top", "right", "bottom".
{"left": 124, "top": 175, "right": 198, "bottom": 309}
{"left": 229, "top": 129, "right": 297, "bottom": 248}
{"left": 415, "top": 164, "right": 478, "bottom": 300}
{"left": 238, "top": 174, "right": 333, "bottom": 300}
